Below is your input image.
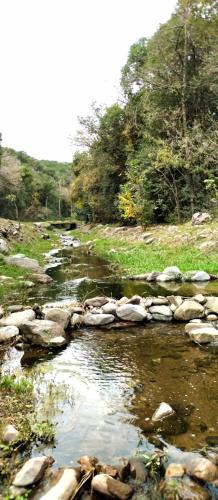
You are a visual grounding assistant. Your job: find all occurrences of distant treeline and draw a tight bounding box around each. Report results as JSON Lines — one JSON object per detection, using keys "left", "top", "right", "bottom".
{"left": 0, "top": 148, "right": 72, "bottom": 220}
{"left": 71, "top": 0, "right": 218, "bottom": 224}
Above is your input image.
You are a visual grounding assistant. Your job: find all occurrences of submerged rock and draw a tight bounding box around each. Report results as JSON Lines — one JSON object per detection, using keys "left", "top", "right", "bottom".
{"left": 116, "top": 304, "right": 147, "bottom": 322}
{"left": 152, "top": 402, "right": 175, "bottom": 422}
{"left": 92, "top": 473, "right": 134, "bottom": 499}
{"left": 13, "top": 456, "right": 52, "bottom": 487}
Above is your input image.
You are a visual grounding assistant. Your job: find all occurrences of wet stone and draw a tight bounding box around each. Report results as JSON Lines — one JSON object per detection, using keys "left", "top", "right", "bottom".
{"left": 92, "top": 474, "right": 134, "bottom": 500}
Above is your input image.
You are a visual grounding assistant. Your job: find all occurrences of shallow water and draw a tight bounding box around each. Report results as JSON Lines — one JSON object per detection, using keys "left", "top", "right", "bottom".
{"left": 1, "top": 245, "right": 218, "bottom": 466}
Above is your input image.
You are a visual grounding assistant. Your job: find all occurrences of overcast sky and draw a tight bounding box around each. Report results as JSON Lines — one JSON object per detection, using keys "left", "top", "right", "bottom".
{"left": 0, "top": 0, "right": 177, "bottom": 162}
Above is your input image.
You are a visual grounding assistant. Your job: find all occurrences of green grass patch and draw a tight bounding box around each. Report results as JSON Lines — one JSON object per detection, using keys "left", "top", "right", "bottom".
{"left": 72, "top": 228, "right": 218, "bottom": 275}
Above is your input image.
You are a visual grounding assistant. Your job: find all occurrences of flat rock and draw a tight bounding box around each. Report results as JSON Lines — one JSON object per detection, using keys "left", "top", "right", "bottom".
{"left": 156, "top": 273, "right": 173, "bottom": 282}
{"left": 5, "top": 254, "right": 42, "bottom": 272}
{"left": 92, "top": 474, "right": 134, "bottom": 499}
{"left": 37, "top": 468, "right": 78, "bottom": 500}
{"left": 152, "top": 402, "right": 175, "bottom": 422}
{"left": 149, "top": 305, "right": 172, "bottom": 317}
{"left": 174, "top": 300, "right": 204, "bottom": 321}
{"left": 83, "top": 313, "right": 115, "bottom": 326}
{"left": 43, "top": 308, "right": 71, "bottom": 329}
{"left": 188, "top": 327, "right": 218, "bottom": 344}
{"left": 84, "top": 296, "right": 109, "bottom": 308}
{"left": 185, "top": 322, "right": 214, "bottom": 334}
{"left": 0, "top": 309, "right": 36, "bottom": 327}
{"left": 19, "top": 319, "right": 66, "bottom": 347}
{"left": 0, "top": 325, "right": 19, "bottom": 342}
{"left": 13, "top": 456, "right": 51, "bottom": 487}
{"left": 116, "top": 304, "right": 147, "bottom": 322}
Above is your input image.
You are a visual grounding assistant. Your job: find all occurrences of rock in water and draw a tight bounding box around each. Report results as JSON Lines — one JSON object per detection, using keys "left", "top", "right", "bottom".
{"left": 186, "top": 456, "right": 217, "bottom": 482}
{"left": 0, "top": 325, "right": 19, "bottom": 342}
{"left": 13, "top": 456, "right": 51, "bottom": 487}
{"left": 38, "top": 468, "right": 78, "bottom": 500}
{"left": 43, "top": 308, "right": 71, "bottom": 329}
{"left": 152, "top": 402, "right": 175, "bottom": 422}
{"left": 83, "top": 313, "right": 115, "bottom": 326}
{"left": 174, "top": 300, "right": 204, "bottom": 321}
{"left": 19, "top": 319, "right": 66, "bottom": 347}
{"left": 116, "top": 304, "right": 147, "bottom": 322}
{"left": 188, "top": 327, "right": 218, "bottom": 344}
{"left": 191, "top": 271, "right": 210, "bottom": 281}
{"left": 92, "top": 474, "right": 134, "bottom": 499}
{"left": 0, "top": 309, "right": 36, "bottom": 327}
{"left": 84, "top": 296, "right": 109, "bottom": 308}
{"left": 206, "top": 297, "right": 218, "bottom": 314}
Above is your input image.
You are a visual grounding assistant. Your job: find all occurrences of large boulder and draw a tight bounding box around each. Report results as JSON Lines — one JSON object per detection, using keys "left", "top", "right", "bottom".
{"left": 19, "top": 319, "right": 66, "bottom": 347}
{"left": 13, "top": 457, "right": 51, "bottom": 487}
{"left": 192, "top": 211, "right": 212, "bottom": 225}
{"left": 0, "top": 309, "right": 35, "bottom": 327}
{"left": 83, "top": 313, "right": 115, "bottom": 326}
{"left": 43, "top": 308, "right": 71, "bottom": 330}
{"left": 5, "top": 254, "right": 42, "bottom": 272}
{"left": 0, "top": 238, "right": 9, "bottom": 254}
{"left": 174, "top": 300, "right": 205, "bottom": 321}
{"left": 116, "top": 304, "right": 147, "bottom": 322}
{"left": 0, "top": 325, "right": 19, "bottom": 342}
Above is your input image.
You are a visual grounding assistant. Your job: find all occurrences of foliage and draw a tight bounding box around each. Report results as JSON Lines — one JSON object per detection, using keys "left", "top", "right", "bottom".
{"left": 72, "top": 0, "right": 218, "bottom": 224}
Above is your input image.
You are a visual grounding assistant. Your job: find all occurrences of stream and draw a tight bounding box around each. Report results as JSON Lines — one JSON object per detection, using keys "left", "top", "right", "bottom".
{"left": 1, "top": 241, "right": 218, "bottom": 467}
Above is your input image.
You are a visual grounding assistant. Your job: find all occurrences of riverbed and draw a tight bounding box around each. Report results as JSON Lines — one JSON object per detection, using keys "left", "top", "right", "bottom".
{"left": 1, "top": 244, "right": 218, "bottom": 467}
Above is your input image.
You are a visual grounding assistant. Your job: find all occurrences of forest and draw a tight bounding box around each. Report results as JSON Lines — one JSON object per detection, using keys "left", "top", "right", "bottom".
{"left": 0, "top": 147, "right": 72, "bottom": 220}
{"left": 71, "top": 0, "right": 218, "bottom": 225}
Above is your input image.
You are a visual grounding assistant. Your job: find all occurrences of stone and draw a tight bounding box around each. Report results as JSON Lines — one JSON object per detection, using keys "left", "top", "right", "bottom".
{"left": 43, "top": 308, "right": 71, "bottom": 330}
{"left": 174, "top": 300, "right": 204, "bottom": 321}
{"left": 206, "top": 314, "right": 218, "bottom": 321}
{"left": 116, "top": 304, "right": 147, "bottom": 322}
{"left": 0, "top": 309, "right": 36, "bottom": 327}
{"left": 193, "top": 294, "right": 206, "bottom": 304}
{"left": 19, "top": 280, "right": 35, "bottom": 288}
{"left": 147, "top": 272, "right": 160, "bottom": 282}
{"left": 206, "top": 297, "right": 218, "bottom": 314}
{"left": 7, "top": 305, "right": 23, "bottom": 313}
{"left": 19, "top": 319, "right": 66, "bottom": 347}
{"left": 192, "top": 211, "right": 212, "bottom": 225}
{"left": 96, "top": 464, "right": 118, "bottom": 478}
{"left": 163, "top": 266, "right": 182, "bottom": 280}
{"left": 152, "top": 297, "right": 169, "bottom": 305}
{"left": 188, "top": 327, "right": 218, "bottom": 344}
{"left": 38, "top": 468, "right": 78, "bottom": 500}
{"left": 83, "top": 313, "right": 115, "bottom": 326}
{"left": 102, "top": 302, "right": 117, "bottom": 315}
{"left": 0, "top": 238, "right": 9, "bottom": 254}
{"left": 129, "top": 458, "right": 147, "bottom": 483}
{"left": 152, "top": 402, "right": 175, "bottom": 422}
{"left": 5, "top": 254, "right": 42, "bottom": 272}
{"left": 13, "top": 456, "right": 51, "bottom": 487}
{"left": 142, "top": 232, "right": 152, "bottom": 240}
{"left": 168, "top": 296, "right": 183, "bottom": 308}
{"left": 2, "top": 424, "right": 19, "bottom": 443}
{"left": 185, "top": 322, "right": 214, "bottom": 334}
{"left": 144, "top": 237, "right": 155, "bottom": 244}
{"left": 191, "top": 271, "right": 210, "bottom": 282}
{"left": 186, "top": 456, "right": 217, "bottom": 482}
{"left": 78, "top": 455, "right": 98, "bottom": 472}
{"left": 91, "top": 474, "right": 134, "bottom": 500}
{"left": 84, "top": 296, "right": 109, "bottom": 308}
{"left": 33, "top": 273, "right": 53, "bottom": 284}
{"left": 149, "top": 305, "right": 173, "bottom": 321}
{"left": 0, "top": 325, "right": 19, "bottom": 342}
{"left": 71, "top": 313, "right": 84, "bottom": 327}
{"left": 160, "top": 477, "right": 209, "bottom": 499}
{"left": 165, "top": 463, "right": 185, "bottom": 478}
{"left": 126, "top": 295, "right": 142, "bottom": 305}
{"left": 0, "top": 306, "right": 3, "bottom": 319}
{"left": 156, "top": 273, "right": 173, "bottom": 282}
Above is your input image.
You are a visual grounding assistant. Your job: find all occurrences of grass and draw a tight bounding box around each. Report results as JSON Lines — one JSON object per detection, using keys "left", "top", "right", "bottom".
{"left": 71, "top": 226, "right": 218, "bottom": 275}
{"left": 0, "top": 375, "right": 32, "bottom": 395}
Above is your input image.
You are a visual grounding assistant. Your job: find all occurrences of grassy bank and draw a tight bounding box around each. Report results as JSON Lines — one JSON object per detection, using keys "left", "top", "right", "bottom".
{"left": 72, "top": 224, "right": 218, "bottom": 275}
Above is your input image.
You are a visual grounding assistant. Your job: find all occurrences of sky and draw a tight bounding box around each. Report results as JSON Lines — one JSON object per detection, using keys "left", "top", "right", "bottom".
{"left": 0, "top": 0, "right": 177, "bottom": 162}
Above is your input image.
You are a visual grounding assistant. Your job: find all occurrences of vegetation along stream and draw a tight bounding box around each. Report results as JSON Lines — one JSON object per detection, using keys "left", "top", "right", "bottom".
{"left": 1, "top": 242, "right": 218, "bottom": 469}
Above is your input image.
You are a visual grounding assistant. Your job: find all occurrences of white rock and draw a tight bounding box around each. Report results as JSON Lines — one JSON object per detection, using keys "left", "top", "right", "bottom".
{"left": 188, "top": 327, "right": 218, "bottom": 344}
{"left": 116, "top": 304, "right": 147, "bottom": 322}
{"left": 193, "top": 294, "right": 206, "bottom": 304}
{"left": 0, "top": 238, "right": 9, "bottom": 254}
{"left": 0, "top": 309, "right": 35, "bottom": 327}
{"left": 185, "top": 322, "right": 213, "bottom": 334}
{"left": 191, "top": 271, "right": 210, "bottom": 281}
{"left": 39, "top": 469, "right": 78, "bottom": 500}
{"left": 163, "top": 266, "right": 182, "bottom": 279}
{"left": 71, "top": 313, "right": 83, "bottom": 327}
{"left": 149, "top": 305, "right": 172, "bottom": 317}
{"left": 156, "top": 273, "right": 173, "bottom": 282}
{"left": 13, "top": 456, "right": 50, "bottom": 487}
{"left": 152, "top": 402, "right": 175, "bottom": 422}
{"left": 206, "top": 297, "right": 218, "bottom": 314}
{"left": 0, "top": 325, "right": 19, "bottom": 342}
{"left": 83, "top": 314, "right": 115, "bottom": 326}
{"left": 102, "top": 302, "right": 117, "bottom": 315}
